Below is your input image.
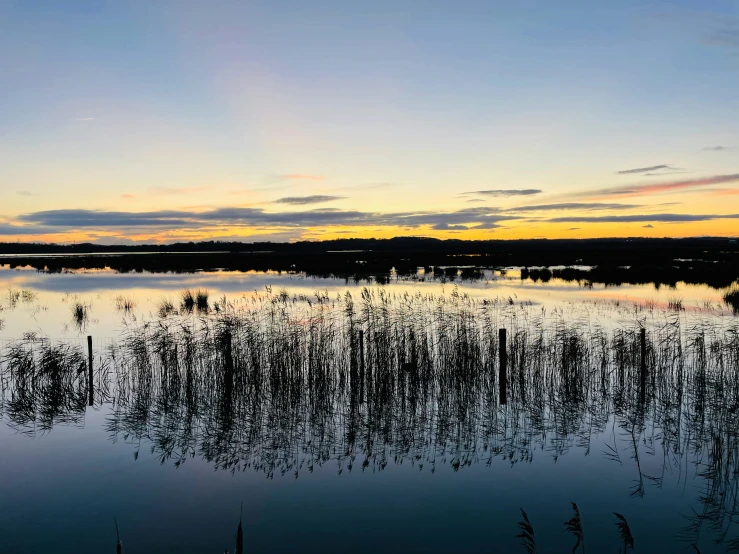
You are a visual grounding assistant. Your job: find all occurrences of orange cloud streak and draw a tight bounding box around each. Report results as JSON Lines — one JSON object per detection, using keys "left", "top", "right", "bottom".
{"left": 587, "top": 173, "right": 739, "bottom": 199}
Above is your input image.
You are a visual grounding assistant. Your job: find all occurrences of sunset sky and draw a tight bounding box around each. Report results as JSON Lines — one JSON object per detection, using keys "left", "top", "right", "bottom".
{"left": 1, "top": 0, "right": 738, "bottom": 244}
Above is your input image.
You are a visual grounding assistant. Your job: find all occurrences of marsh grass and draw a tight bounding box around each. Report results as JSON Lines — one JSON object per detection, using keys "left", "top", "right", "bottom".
{"left": 180, "top": 290, "right": 195, "bottom": 313}
{"left": 195, "top": 289, "right": 209, "bottom": 312}
{"left": 614, "top": 513, "right": 634, "bottom": 552}
{"left": 179, "top": 289, "right": 209, "bottom": 314}
{"left": 157, "top": 299, "right": 176, "bottom": 318}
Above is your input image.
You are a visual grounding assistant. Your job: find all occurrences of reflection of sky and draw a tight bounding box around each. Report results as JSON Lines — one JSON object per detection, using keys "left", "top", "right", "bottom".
{"left": 0, "top": 268, "right": 732, "bottom": 339}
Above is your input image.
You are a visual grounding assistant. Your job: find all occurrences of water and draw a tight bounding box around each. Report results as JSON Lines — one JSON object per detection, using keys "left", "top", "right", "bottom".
{"left": 1, "top": 263, "right": 738, "bottom": 553}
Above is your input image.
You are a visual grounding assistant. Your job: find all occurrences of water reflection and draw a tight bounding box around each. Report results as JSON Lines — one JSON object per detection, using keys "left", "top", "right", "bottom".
{"left": 2, "top": 289, "right": 739, "bottom": 549}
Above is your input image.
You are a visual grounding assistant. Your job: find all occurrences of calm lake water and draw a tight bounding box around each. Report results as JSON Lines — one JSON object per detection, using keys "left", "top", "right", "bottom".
{"left": 1, "top": 264, "right": 738, "bottom": 553}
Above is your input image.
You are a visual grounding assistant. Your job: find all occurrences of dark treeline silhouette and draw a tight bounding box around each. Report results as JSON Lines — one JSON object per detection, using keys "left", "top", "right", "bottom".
{"left": 2, "top": 289, "right": 739, "bottom": 549}
{"left": 2, "top": 237, "right": 738, "bottom": 289}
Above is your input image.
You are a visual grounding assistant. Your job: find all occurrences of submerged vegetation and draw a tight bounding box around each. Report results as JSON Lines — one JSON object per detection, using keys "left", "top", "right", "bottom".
{"left": 71, "top": 300, "right": 91, "bottom": 331}
{"left": 180, "top": 289, "right": 209, "bottom": 314}
{"left": 725, "top": 287, "right": 739, "bottom": 314}
{"left": 1, "top": 287, "right": 739, "bottom": 549}
{"left": 114, "top": 295, "right": 136, "bottom": 313}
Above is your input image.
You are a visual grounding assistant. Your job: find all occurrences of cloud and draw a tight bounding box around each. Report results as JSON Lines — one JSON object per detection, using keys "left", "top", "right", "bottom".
{"left": 432, "top": 223, "right": 469, "bottom": 230}
{"left": 547, "top": 213, "right": 739, "bottom": 223}
{"left": 16, "top": 190, "right": 33, "bottom": 197}
{"left": 581, "top": 173, "right": 739, "bottom": 199}
{"left": 16, "top": 206, "right": 520, "bottom": 232}
{"left": 462, "top": 189, "right": 542, "bottom": 197}
{"left": 643, "top": 224, "right": 654, "bottom": 228}
{"left": 0, "top": 224, "right": 48, "bottom": 235}
{"left": 616, "top": 164, "right": 673, "bottom": 175}
{"left": 567, "top": 227, "right": 581, "bottom": 231}
{"left": 507, "top": 202, "right": 640, "bottom": 212}
{"left": 77, "top": 117, "right": 94, "bottom": 121}
{"left": 702, "top": 146, "right": 728, "bottom": 151}
{"left": 273, "top": 195, "right": 345, "bottom": 205}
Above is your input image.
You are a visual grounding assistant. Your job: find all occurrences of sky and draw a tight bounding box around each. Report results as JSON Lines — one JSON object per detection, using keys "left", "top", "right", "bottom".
{"left": 1, "top": 0, "right": 738, "bottom": 244}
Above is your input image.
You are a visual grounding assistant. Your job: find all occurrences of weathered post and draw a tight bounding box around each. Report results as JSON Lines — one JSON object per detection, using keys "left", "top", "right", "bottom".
{"left": 499, "top": 328, "right": 507, "bottom": 405}
{"left": 87, "top": 335, "right": 94, "bottom": 406}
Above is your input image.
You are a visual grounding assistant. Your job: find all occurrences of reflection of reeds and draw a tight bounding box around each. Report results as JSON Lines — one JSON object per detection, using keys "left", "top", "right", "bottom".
{"left": 516, "top": 509, "right": 537, "bottom": 553}
{"left": 1, "top": 341, "right": 88, "bottom": 434}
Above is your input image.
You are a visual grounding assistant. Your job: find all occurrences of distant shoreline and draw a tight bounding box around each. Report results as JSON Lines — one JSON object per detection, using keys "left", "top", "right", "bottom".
{"left": 0, "top": 237, "right": 737, "bottom": 290}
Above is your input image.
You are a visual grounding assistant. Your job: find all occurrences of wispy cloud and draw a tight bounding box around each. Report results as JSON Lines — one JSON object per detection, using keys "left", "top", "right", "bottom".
{"left": 507, "top": 202, "right": 640, "bottom": 212}
{"left": 16, "top": 190, "right": 33, "bottom": 197}
{"left": 77, "top": 117, "right": 94, "bottom": 121}
{"left": 616, "top": 164, "right": 674, "bottom": 175}
{"left": 281, "top": 174, "right": 325, "bottom": 181}
{"left": 702, "top": 145, "right": 728, "bottom": 151}
{"left": 567, "top": 227, "right": 580, "bottom": 231}
{"left": 149, "top": 186, "right": 211, "bottom": 195}
{"left": 462, "top": 189, "right": 542, "bottom": 197}
{"left": 643, "top": 171, "right": 690, "bottom": 176}
{"left": 274, "top": 195, "right": 345, "bottom": 205}
{"left": 643, "top": 224, "right": 654, "bottom": 228}
{"left": 703, "top": 25, "right": 739, "bottom": 48}
{"left": 581, "top": 173, "right": 739, "bottom": 199}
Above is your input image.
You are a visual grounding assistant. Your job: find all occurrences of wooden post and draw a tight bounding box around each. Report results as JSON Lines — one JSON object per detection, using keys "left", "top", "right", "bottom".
{"left": 640, "top": 328, "right": 647, "bottom": 405}
{"left": 359, "top": 330, "right": 365, "bottom": 403}
{"left": 87, "top": 335, "right": 94, "bottom": 406}
{"left": 499, "top": 328, "right": 507, "bottom": 405}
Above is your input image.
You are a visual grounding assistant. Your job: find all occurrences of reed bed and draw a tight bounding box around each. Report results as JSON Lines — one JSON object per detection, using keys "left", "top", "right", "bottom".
{"left": 2, "top": 287, "right": 739, "bottom": 547}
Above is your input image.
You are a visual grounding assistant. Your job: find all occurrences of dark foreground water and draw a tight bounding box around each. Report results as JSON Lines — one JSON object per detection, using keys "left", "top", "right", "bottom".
{"left": 1, "top": 265, "right": 738, "bottom": 553}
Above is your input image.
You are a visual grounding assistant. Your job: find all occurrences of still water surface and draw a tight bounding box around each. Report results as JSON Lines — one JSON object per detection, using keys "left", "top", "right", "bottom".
{"left": 1, "top": 264, "right": 738, "bottom": 553}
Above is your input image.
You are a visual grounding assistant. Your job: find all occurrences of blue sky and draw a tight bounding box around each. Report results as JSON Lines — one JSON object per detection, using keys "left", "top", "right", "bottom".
{"left": 1, "top": 0, "right": 737, "bottom": 242}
